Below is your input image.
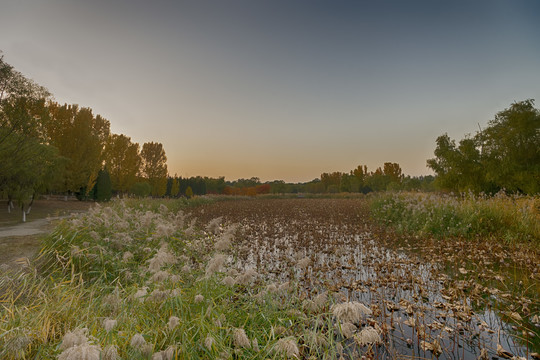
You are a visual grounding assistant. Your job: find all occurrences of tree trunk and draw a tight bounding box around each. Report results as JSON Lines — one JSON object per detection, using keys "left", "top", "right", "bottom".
{"left": 26, "top": 193, "right": 35, "bottom": 214}
{"left": 22, "top": 204, "right": 26, "bottom": 222}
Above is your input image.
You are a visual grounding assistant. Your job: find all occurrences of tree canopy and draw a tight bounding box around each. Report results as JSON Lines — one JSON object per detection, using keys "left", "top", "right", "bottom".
{"left": 428, "top": 99, "right": 539, "bottom": 194}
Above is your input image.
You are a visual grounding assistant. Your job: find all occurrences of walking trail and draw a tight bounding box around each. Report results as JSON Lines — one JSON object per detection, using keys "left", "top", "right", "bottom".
{"left": 0, "top": 217, "right": 65, "bottom": 268}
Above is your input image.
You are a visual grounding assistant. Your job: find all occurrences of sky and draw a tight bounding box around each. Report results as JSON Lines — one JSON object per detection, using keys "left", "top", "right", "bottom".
{"left": 1, "top": 0, "right": 539, "bottom": 183}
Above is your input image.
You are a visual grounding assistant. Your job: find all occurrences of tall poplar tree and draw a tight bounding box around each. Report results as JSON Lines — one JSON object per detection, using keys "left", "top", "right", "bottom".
{"left": 141, "top": 142, "right": 168, "bottom": 197}
{"left": 104, "top": 134, "right": 141, "bottom": 194}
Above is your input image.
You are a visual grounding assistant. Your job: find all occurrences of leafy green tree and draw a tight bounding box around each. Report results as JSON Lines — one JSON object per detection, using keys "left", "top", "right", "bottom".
{"left": 185, "top": 186, "right": 193, "bottom": 198}
{"left": 104, "top": 134, "right": 141, "bottom": 195}
{"left": 351, "top": 165, "right": 368, "bottom": 189}
{"left": 365, "top": 167, "right": 389, "bottom": 192}
{"left": 170, "top": 177, "right": 180, "bottom": 197}
{"left": 479, "top": 99, "right": 540, "bottom": 194}
{"left": 428, "top": 100, "right": 539, "bottom": 194}
{"left": 47, "top": 103, "right": 110, "bottom": 195}
{"left": 140, "top": 142, "right": 168, "bottom": 197}
{"left": 0, "top": 53, "right": 62, "bottom": 219}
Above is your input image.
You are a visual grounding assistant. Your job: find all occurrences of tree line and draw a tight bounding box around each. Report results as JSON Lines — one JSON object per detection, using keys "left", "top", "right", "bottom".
{"left": 3, "top": 51, "right": 536, "bottom": 219}
{"left": 0, "top": 54, "right": 169, "bottom": 217}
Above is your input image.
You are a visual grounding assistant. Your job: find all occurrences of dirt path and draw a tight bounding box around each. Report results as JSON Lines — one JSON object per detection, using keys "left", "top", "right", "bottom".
{"left": 0, "top": 199, "right": 92, "bottom": 268}
{"left": 0, "top": 217, "right": 65, "bottom": 268}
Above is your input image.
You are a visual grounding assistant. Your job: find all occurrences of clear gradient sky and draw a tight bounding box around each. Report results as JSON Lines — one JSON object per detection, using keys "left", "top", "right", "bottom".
{"left": 1, "top": 1, "right": 539, "bottom": 182}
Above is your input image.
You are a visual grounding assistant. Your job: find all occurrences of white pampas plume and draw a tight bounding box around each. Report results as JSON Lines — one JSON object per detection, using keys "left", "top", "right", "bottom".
{"left": 204, "top": 335, "right": 215, "bottom": 350}
{"left": 233, "top": 328, "right": 251, "bottom": 348}
{"left": 103, "top": 319, "right": 117, "bottom": 333}
{"left": 102, "top": 345, "right": 119, "bottom": 360}
{"left": 222, "top": 276, "right": 236, "bottom": 286}
{"left": 235, "top": 269, "right": 257, "bottom": 285}
{"left": 60, "top": 328, "right": 89, "bottom": 350}
{"left": 194, "top": 294, "right": 204, "bottom": 303}
{"left": 206, "top": 254, "right": 228, "bottom": 276}
{"left": 274, "top": 337, "right": 299, "bottom": 358}
{"left": 206, "top": 217, "right": 222, "bottom": 234}
{"left": 339, "top": 322, "right": 357, "bottom": 339}
{"left": 130, "top": 333, "right": 147, "bottom": 349}
{"left": 168, "top": 316, "right": 180, "bottom": 330}
{"left": 58, "top": 344, "right": 101, "bottom": 360}
{"left": 151, "top": 270, "right": 170, "bottom": 283}
{"left": 331, "top": 301, "right": 372, "bottom": 324}
{"left": 147, "top": 244, "right": 177, "bottom": 273}
{"left": 354, "top": 326, "right": 381, "bottom": 346}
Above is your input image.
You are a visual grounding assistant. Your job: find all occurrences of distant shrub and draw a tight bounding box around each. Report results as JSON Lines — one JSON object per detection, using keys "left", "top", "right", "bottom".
{"left": 131, "top": 181, "right": 152, "bottom": 197}
{"left": 93, "top": 168, "right": 112, "bottom": 202}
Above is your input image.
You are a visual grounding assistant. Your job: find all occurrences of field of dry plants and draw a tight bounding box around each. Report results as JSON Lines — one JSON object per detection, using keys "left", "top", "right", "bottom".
{"left": 0, "top": 196, "right": 538, "bottom": 359}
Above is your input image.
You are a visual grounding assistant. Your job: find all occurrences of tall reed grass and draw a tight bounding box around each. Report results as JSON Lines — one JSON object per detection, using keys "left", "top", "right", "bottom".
{"left": 370, "top": 191, "right": 540, "bottom": 245}
{"left": 0, "top": 198, "right": 345, "bottom": 359}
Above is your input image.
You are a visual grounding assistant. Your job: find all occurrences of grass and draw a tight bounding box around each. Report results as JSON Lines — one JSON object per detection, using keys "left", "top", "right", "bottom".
{"left": 369, "top": 191, "right": 540, "bottom": 245}
{"left": 0, "top": 198, "right": 341, "bottom": 359}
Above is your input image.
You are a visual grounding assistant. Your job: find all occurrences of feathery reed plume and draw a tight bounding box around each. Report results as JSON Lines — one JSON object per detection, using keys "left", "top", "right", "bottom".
{"left": 147, "top": 244, "right": 177, "bottom": 273}
{"left": 58, "top": 344, "right": 101, "bottom": 360}
{"left": 339, "top": 322, "right": 357, "bottom": 339}
{"left": 61, "top": 328, "right": 89, "bottom": 350}
{"left": 132, "top": 287, "right": 148, "bottom": 302}
{"left": 194, "top": 294, "right": 204, "bottom": 303}
{"left": 103, "top": 319, "right": 117, "bottom": 333}
{"left": 331, "top": 301, "right": 372, "bottom": 324}
{"left": 168, "top": 316, "right": 180, "bottom": 330}
{"left": 155, "top": 222, "right": 175, "bottom": 238}
{"left": 235, "top": 268, "right": 258, "bottom": 285}
{"left": 122, "top": 251, "right": 133, "bottom": 262}
{"left": 206, "top": 254, "right": 228, "bottom": 276}
{"left": 314, "top": 292, "right": 328, "bottom": 309}
{"left": 206, "top": 217, "right": 223, "bottom": 234}
{"left": 151, "top": 270, "right": 170, "bottom": 283}
{"left": 102, "top": 345, "right": 119, "bottom": 360}
{"left": 148, "top": 289, "right": 169, "bottom": 303}
{"left": 222, "top": 276, "right": 236, "bottom": 286}
{"left": 354, "top": 326, "right": 381, "bottom": 346}
{"left": 233, "top": 328, "right": 251, "bottom": 348}
{"left": 274, "top": 337, "right": 299, "bottom": 358}
{"left": 252, "top": 338, "right": 260, "bottom": 352}
{"left": 130, "top": 333, "right": 147, "bottom": 349}
{"left": 204, "top": 335, "right": 215, "bottom": 350}
{"left": 304, "top": 329, "right": 328, "bottom": 347}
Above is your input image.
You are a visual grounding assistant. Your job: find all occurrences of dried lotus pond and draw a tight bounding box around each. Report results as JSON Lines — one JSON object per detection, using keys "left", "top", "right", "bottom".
{"left": 192, "top": 198, "right": 539, "bottom": 359}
